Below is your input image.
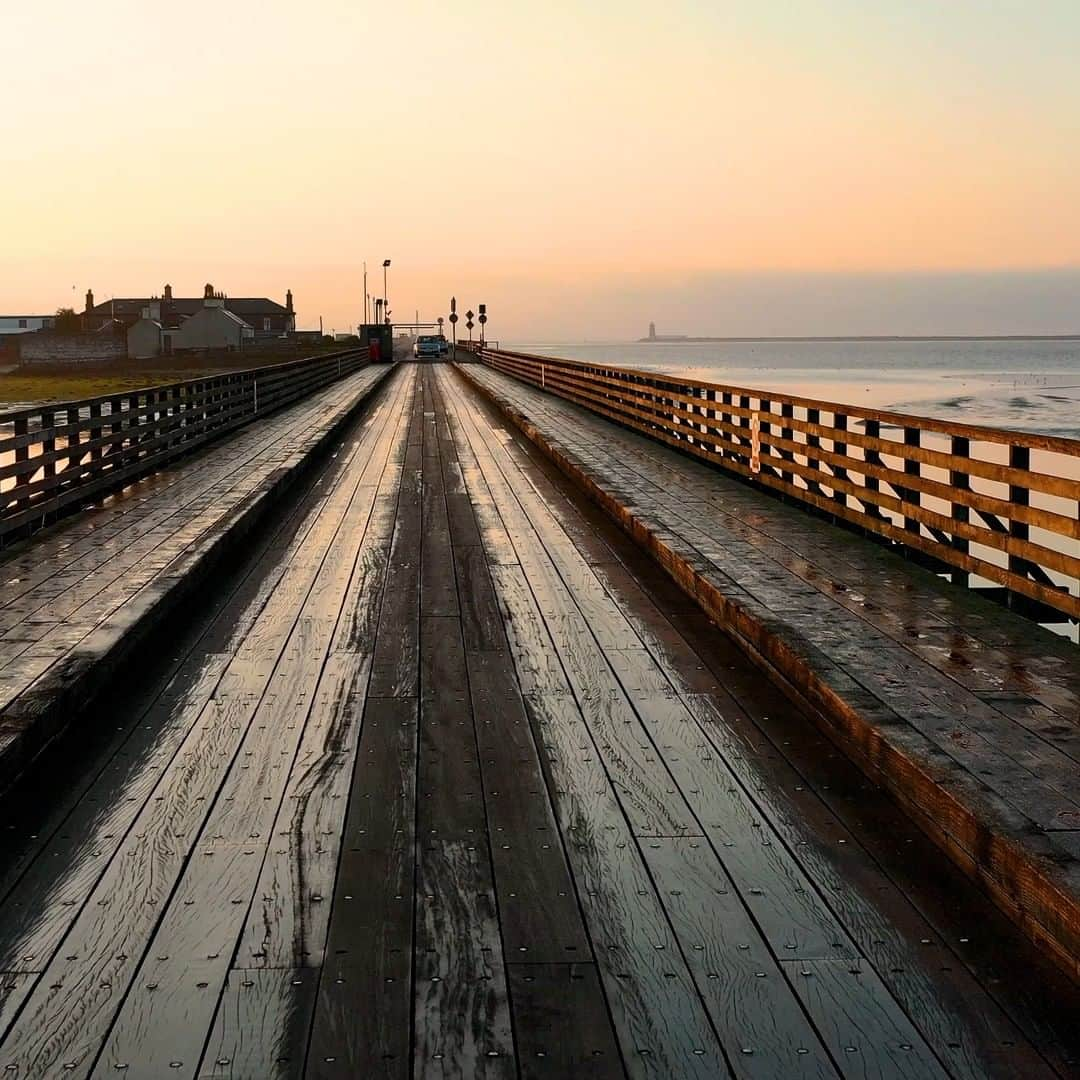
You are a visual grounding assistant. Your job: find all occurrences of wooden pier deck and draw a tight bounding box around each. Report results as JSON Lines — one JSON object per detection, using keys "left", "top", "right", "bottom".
{"left": 0, "top": 364, "right": 1077, "bottom": 1078}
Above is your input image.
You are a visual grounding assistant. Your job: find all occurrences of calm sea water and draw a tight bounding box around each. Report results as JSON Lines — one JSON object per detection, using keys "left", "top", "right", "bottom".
{"left": 509, "top": 339, "right": 1080, "bottom": 439}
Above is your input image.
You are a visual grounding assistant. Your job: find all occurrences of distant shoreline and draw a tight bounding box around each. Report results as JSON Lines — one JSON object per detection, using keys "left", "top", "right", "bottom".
{"left": 636, "top": 334, "right": 1080, "bottom": 343}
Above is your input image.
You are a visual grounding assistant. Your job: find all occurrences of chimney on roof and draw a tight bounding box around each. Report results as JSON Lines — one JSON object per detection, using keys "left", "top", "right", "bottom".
{"left": 85, "top": 288, "right": 94, "bottom": 313}
{"left": 286, "top": 289, "right": 294, "bottom": 314}
{"left": 164, "top": 284, "right": 173, "bottom": 302}
{"left": 204, "top": 283, "right": 214, "bottom": 300}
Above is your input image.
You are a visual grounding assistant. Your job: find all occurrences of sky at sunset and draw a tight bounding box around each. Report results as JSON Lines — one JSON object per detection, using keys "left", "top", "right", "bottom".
{"left": 3, "top": 0, "right": 1079, "bottom": 337}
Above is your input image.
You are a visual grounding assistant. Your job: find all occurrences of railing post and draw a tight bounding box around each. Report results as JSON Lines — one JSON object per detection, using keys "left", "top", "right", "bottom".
{"left": 739, "top": 394, "right": 751, "bottom": 463}
{"left": 806, "top": 407, "right": 822, "bottom": 494}
{"left": 780, "top": 401, "right": 794, "bottom": 484}
{"left": 67, "top": 403, "right": 82, "bottom": 478}
{"left": 949, "top": 435, "right": 970, "bottom": 586}
{"left": 833, "top": 412, "right": 848, "bottom": 512}
{"left": 863, "top": 418, "right": 884, "bottom": 521}
{"left": 1008, "top": 444, "right": 1030, "bottom": 600}
{"left": 109, "top": 397, "right": 122, "bottom": 458}
{"left": 721, "top": 392, "right": 733, "bottom": 460}
{"left": 903, "top": 426, "right": 921, "bottom": 537}
{"left": 89, "top": 401, "right": 103, "bottom": 468}
{"left": 758, "top": 398, "right": 771, "bottom": 470}
{"left": 13, "top": 416, "right": 30, "bottom": 514}
{"left": 171, "top": 385, "right": 181, "bottom": 449}
{"left": 41, "top": 409, "right": 55, "bottom": 494}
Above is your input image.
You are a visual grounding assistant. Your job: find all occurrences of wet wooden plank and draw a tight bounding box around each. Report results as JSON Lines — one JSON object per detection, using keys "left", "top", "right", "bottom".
{"left": 519, "top": 689, "right": 727, "bottom": 1077}
{"left": 506, "top": 964, "right": 625, "bottom": 1079}
{"left": 468, "top": 650, "right": 593, "bottom": 961}
{"left": 0, "top": 973, "right": 32, "bottom": 1043}
{"left": 414, "top": 839, "right": 515, "bottom": 1078}
{"left": 420, "top": 480, "right": 459, "bottom": 618}
{"left": 641, "top": 836, "right": 842, "bottom": 1077}
{"left": 368, "top": 466, "right": 421, "bottom": 696}
{"left": 456, "top": 545, "right": 509, "bottom": 652}
{"left": 198, "top": 969, "right": 318, "bottom": 1079}
{"left": 412, "top": 368, "right": 514, "bottom": 1075}
{"left": 305, "top": 376, "right": 422, "bottom": 1072}
{"left": 785, "top": 958, "right": 948, "bottom": 1078}
{"left": 486, "top": 565, "right": 566, "bottom": 695}
{"left": 306, "top": 697, "right": 417, "bottom": 1078}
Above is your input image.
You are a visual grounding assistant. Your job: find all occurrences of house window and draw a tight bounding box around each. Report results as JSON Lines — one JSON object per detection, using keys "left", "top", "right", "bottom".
{"left": 18, "top": 319, "right": 27, "bottom": 329}
{"left": 263, "top": 318, "right": 271, "bottom": 332}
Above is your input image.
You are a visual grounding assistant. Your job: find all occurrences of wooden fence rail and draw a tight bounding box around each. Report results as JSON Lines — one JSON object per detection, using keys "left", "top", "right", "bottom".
{"left": 0, "top": 347, "right": 370, "bottom": 544}
{"left": 470, "top": 345, "right": 1080, "bottom": 623}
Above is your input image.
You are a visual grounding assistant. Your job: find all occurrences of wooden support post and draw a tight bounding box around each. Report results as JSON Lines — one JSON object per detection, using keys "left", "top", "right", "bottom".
{"left": 780, "top": 401, "right": 794, "bottom": 484}
{"left": 171, "top": 385, "right": 182, "bottom": 447}
{"left": 904, "top": 426, "right": 921, "bottom": 537}
{"left": 833, "top": 412, "right": 848, "bottom": 511}
{"left": 66, "top": 403, "right": 82, "bottom": 477}
{"left": 707, "top": 388, "right": 719, "bottom": 454}
{"left": 1008, "top": 444, "right": 1031, "bottom": 602}
{"left": 806, "top": 407, "right": 823, "bottom": 494}
{"left": 41, "top": 410, "right": 55, "bottom": 492}
{"left": 863, "top": 418, "right": 884, "bottom": 521}
{"left": 89, "top": 401, "right": 103, "bottom": 467}
{"left": 950, "top": 435, "right": 970, "bottom": 586}
{"left": 13, "top": 416, "right": 29, "bottom": 514}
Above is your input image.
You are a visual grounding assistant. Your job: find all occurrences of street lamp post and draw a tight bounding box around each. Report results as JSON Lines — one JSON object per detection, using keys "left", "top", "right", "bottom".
{"left": 382, "top": 259, "right": 391, "bottom": 325}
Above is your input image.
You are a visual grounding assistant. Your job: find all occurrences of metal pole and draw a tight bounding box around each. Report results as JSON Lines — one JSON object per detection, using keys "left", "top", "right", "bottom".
{"left": 363, "top": 262, "right": 368, "bottom": 325}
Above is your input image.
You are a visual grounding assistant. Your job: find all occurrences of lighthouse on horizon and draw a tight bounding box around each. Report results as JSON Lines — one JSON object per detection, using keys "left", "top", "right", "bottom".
{"left": 647, "top": 321, "right": 656, "bottom": 340}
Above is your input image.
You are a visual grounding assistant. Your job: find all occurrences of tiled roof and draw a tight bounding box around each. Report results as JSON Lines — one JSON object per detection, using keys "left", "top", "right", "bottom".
{"left": 87, "top": 298, "right": 287, "bottom": 317}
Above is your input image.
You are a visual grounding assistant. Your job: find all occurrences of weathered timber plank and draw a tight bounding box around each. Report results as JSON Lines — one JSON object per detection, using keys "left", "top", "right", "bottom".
{"left": 506, "top": 964, "right": 625, "bottom": 1079}
{"left": 198, "top": 969, "right": 318, "bottom": 1080}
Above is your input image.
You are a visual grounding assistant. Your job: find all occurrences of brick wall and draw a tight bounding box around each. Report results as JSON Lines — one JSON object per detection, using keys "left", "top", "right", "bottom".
{"left": 18, "top": 332, "right": 126, "bottom": 364}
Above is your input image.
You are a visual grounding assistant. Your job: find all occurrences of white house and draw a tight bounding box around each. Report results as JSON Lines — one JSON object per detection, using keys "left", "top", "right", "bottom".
{"left": 127, "top": 313, "right": 164, "bottom": 360}
{"left": 0, "top": 315, "right": 55, "bottom": 337}
{"left": 170, "top": 295, "right": 254, "bottom": 351}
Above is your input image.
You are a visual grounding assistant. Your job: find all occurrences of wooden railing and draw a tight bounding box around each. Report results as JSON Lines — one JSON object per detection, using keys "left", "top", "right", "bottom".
{"left": 0, "top": 348, "right": 370, "bottom": 544}
{"left": 470, "top": 345, "right": 1080, "bottom": 623}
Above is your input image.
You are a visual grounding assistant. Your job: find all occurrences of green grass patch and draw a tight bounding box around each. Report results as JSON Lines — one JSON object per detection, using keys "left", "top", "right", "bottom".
{"left": 0, "top": 348, "right": 348, "bottom": 407}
